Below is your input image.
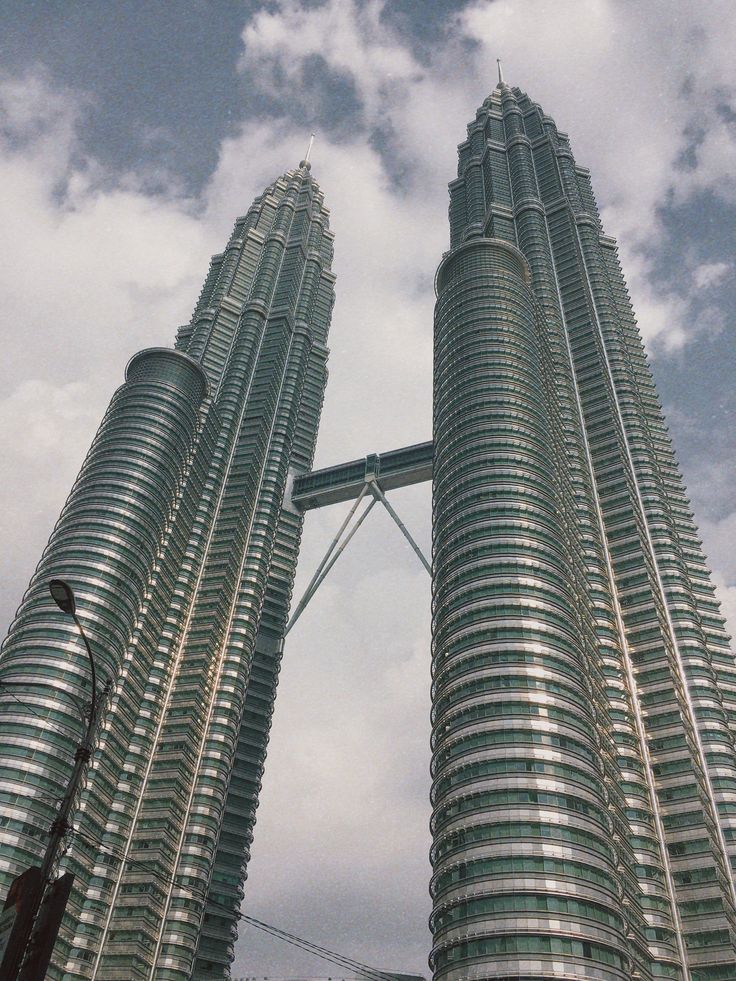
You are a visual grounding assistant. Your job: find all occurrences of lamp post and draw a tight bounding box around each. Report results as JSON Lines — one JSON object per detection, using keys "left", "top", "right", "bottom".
{"left": 35, "top": 580, "right": 99, "bottom": 878}
{"left": 5, "top": 579, "right": 104, "bottom": 980}
{"left": 47, "top": 579, "right": 98, "bottom": 749}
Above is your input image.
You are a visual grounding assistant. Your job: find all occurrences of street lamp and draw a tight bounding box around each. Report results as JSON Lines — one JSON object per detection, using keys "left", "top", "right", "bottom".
{"left": 48, "top": 579, "right": 98, "bottom": 747}
{"left": 4, "top": 579, "right": 104, "bottom": 980}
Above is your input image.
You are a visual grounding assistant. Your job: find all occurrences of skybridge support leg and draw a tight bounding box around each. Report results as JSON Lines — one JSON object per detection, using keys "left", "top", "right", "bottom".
{"left": 285, "top": 479, "right": 431, "bottom": 636}
{"left": 369, "top": 481, "right": 431, "bottom": 574}
{"left": 285, "top": 484, "right": 375, "bottom": 635}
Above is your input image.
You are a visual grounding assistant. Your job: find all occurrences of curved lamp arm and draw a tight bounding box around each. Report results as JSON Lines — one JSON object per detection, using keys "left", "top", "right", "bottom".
{"left": 48, "top": 579, "right": 97, "bottom": 748}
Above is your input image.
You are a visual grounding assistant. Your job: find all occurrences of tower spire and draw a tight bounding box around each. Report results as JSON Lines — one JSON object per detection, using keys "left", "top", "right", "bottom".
{"left": 300, "top": 133, "right": 315, "bottom": 170}
{"left": 496, "top": 58, "right": 505, "bottom": 85}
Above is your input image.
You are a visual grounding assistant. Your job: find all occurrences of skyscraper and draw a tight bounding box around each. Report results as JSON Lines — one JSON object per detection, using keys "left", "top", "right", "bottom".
{"left": 1, "top": 69, "right": 735, "bottom": 981}
{"left": 0, "top": 158, "right": 335, "bottom": 979}
{"left": 430, "top": 76, "right": 736, "bottom": 980}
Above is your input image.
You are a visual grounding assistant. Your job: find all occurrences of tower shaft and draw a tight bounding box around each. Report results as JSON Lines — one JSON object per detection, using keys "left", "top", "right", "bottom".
{"left": 431, "top": 82, "right": 736, "bottom": 981}
{"left": 0, "top": 164, "right": 335, "bottom": 980}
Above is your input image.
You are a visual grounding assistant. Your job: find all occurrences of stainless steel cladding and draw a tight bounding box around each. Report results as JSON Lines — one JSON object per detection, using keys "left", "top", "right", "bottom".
{"left": 432, "top": 238, "right": 631, "bottom": 980}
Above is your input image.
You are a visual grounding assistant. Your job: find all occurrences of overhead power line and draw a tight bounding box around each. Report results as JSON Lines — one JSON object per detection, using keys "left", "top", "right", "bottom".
{"left": 67, "top": 826, "right": 401, "bottom": 981}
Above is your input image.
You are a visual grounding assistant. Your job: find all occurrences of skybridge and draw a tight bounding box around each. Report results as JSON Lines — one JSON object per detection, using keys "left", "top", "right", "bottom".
{"left": 285, "top": 440, "right": 434, "bottom": 634}
{"left": 291, "top": 439, "right": 433, "bottom": 510}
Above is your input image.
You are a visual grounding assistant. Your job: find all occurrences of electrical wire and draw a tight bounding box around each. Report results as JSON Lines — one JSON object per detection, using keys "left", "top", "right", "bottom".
{"left": 0, "top": 684, "right": 49, "bottom": 723}
{"left": 6, "top": 721, "right": 401, "bottom": 981}
{"left": 67, "top": 826, "right": 399, "bottom": 981}
{"left": 0, "top": 682, "right": 85, "bottom": 741}
{"left": 236, "top": 913, "right": 397, "bottom": 981}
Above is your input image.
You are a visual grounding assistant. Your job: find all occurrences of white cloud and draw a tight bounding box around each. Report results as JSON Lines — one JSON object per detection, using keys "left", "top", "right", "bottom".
{"left": 677, "top": 117, "right": 736, "bottom": 203}
{"left": 693, "top": 260, "right": 732, "bottom": 289}
{"left": 0, "top": 379, "right": 101, "bottom": 623}
{"left": 0, "top": 378, "right": 99, "bottom": 472}
{"left": 241, "top": 0, "right": 474, "bottom": 203}
{"left": 456, "top": 0, "right": 736, "bottom": 350}
{"left": 699, "top": 509, "right": 736, "bottom": 639}
{"left": 242, "top": 0, "right": 421, "bottom": 123}
{"left": 699, "top": 509, "right": 736, "bottom": 581}
{"left": 0, "top": 71, "right": 222, "bottom": 630}
{"left": 0, "top": 70, "right": 83, "bottom": 172}
{"left": 713, "top": 577, "right": 736, "bottom": 644}
{"left": 237, "top": 0, "right": 736, "bottom": 357}
{"left": 0, "top": 70, "right": 213, "bottom": 394}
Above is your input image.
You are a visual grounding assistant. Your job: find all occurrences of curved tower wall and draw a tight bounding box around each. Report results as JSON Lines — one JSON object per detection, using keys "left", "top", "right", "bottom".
{"left": 431, "top": 81, "right": 736, "bottom": 981}
{"left": 432, "top": 237, "right": 632, "bottom": 980}
{"left": 0, "top": 347, "right": 207, "bottom": 893}
{"left": 0, "top": 163, "right": 335, "bottom": 981}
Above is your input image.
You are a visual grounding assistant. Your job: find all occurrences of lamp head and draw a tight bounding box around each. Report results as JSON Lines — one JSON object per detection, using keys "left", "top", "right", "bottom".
{"left": 49, "top": 579, "right": 76, "bottom": 616}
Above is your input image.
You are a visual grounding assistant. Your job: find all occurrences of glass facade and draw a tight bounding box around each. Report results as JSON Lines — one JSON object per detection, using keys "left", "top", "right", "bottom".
{"left": 0, "top": 161, "right": 335, "bottom": 979}
{"left": 431, "top": 81, "right": 736, "bottom": 980}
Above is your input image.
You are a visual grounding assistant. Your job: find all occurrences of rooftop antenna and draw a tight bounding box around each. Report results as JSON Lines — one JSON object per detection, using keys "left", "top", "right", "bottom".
{"left": 497, "top": 59, "right": 505, "bottom": 85}
{"left": 300, "top": 133, "right": 316, "bottom": 169}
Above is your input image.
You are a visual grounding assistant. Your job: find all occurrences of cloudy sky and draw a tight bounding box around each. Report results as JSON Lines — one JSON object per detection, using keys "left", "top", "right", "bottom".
{"left": 0, "top": 1, "right": 735, "bottom": 977}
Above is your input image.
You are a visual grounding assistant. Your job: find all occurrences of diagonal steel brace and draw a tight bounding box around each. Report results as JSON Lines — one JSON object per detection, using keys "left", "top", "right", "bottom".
{"left": 368, "top": 479, "right": 431, "bottom": 574}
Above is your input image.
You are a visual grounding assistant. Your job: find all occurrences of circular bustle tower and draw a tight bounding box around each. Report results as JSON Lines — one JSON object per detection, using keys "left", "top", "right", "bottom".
{"left": 0, "top": 345, "right": 207, "bottom": 783}
{"left": 431, "top": 235, "right": 630, "bottom": 979}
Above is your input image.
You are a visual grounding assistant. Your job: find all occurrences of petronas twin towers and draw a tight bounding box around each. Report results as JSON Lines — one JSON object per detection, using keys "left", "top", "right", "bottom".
{"left": 1, "top": 76, "right": 735, "bottom": 981}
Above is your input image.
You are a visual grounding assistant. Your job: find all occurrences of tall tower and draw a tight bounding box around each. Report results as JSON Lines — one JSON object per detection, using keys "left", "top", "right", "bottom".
{"left": 431, "top": 78, "right": 736, "bottom": 980}
{"left": 0, "top": 158, "right": 335, "bottom": 980}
